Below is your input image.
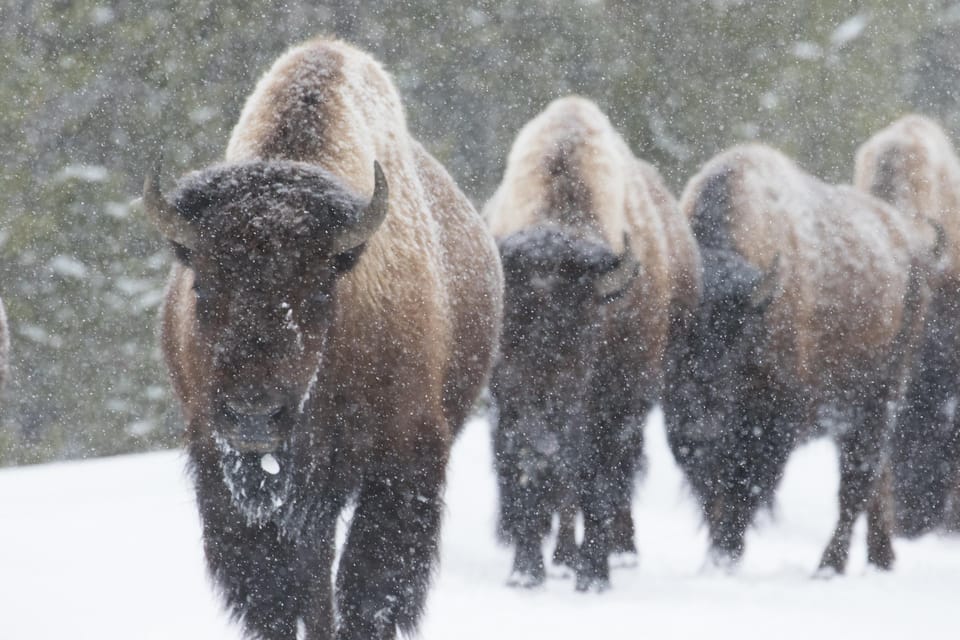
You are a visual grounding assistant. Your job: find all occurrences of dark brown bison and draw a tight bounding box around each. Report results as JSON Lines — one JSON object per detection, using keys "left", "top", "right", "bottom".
{"left": 665, "top": 144, "right": 934, "bottom": 574}
{"left": 145, "top": 38, "right": 502, "bottom": 640}
{"left": 484, "top": 96, "right": 700, "bottom": 591}
{"left": 855, "top": 114, "right": 960, "bottom": 536}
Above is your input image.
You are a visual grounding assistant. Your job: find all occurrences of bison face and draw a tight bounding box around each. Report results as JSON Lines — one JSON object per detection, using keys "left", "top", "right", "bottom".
{"left": 663, "top": 248, "right": 781, "bottom": 562}
{"left": 491, "top": 228, "right": 637, "bottom": 462}
{"left": 146, "top": 159, "right": 388, "bottom": 456}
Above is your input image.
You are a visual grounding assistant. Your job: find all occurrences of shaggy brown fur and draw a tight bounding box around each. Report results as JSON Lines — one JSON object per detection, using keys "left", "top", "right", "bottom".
{"left": 485, "top": 96, "right": 699, "bottom": 591}
{"left": 665, "top": 144, "right": 934, "bottom": 574}
{"left": 855, "top": 114, "right": 960, "bottom": 536}
{"left": 147, "top": 38, "right": 502, "bottom": 640}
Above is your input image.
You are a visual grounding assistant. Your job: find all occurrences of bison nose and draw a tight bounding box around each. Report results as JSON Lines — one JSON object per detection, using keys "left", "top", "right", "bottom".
{"left": 220, "top": 401, "right": 287, "bottom": 454}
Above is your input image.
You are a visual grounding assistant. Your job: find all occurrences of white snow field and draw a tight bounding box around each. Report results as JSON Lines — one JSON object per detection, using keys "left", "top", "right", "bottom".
{"left": 2, "top": 409, "right": 959, "bottom": 639}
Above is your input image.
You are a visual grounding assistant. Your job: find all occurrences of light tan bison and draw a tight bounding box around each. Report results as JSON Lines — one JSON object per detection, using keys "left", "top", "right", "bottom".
{"left": 484, "top": 96, "right": 699, "bottom": 590}
{"left": 144, "top": 38, "right": 502, "bottom": 640}
{"left": 665, "top": 143, "right": 934, "bottom": 574}
{"left": 855, "top": 114, "right": 960, "bottom": 536}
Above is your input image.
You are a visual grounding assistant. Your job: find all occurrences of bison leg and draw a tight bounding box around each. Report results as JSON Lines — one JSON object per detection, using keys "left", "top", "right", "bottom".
{"left": 892, "top": 318, "right": 959, "bottom": 537}
{"left": 576, "top": 478, "right": 614, "bottom": 591}
{"left": 499, "top": 472, "right": 551, "bottom": 587}
{"left": 493, "top": 416, "right": 555, "bottom": 586}
{"left": 610, "top": 503, "right": 638, "bottom": 567}
{"left": 819, "top": 397, "right": 893, "bottom": 574}
{"left": 574, "top": 385, "right": 646, "bottom": 591}
{"left": 610, "top": 415, "right": 644, "bottom": 563}
{"left": 866, "top": 459, "right": 895, "bottom": 569}
{"left": 335, "top": 452, "right": 446, "bottom": 640}
{"left": 552, "top": 492, "right": 579, "bottom": 570}
{"left": 196, "top": 494, "right": 304, "bottom": 639}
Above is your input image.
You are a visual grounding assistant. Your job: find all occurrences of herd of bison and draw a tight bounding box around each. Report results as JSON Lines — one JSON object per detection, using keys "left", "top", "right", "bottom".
{"left": 8, "top": 37, "right": 960, "bottom": 639}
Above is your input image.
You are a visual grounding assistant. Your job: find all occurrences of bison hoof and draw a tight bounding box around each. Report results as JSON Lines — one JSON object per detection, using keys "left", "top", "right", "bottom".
{"left": 551, "top": 544, "right": 579, "bottom": 570}
{"left": 575, "top": 574, "right": 610, "bottom": 593}
{"left": 817, "top": 547, "right": 848, "bottom": 576}
{"left": 868, "top": 541, "right": 895, "bottom": 571}
{"left": 702, "top": 548, "right": 740, "bottom": 575}
{"left": 507, "top": 569, "right": 546, "bottom": 589}
{"left": 609, "top": 551, "right": 639, "bottom": 570}
{"left": 812, "top": 565, "right": 840, "bottom": 580}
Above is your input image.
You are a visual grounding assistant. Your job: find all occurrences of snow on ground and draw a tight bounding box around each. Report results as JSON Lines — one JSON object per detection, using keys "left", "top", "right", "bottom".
{"left": 2, "top": 409, "right": 958, "bottom": 639}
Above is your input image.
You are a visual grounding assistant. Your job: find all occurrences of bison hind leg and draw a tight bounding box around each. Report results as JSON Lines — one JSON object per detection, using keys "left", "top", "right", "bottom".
{"left": 819, "top": 395, "right": 894, "bottom": 574}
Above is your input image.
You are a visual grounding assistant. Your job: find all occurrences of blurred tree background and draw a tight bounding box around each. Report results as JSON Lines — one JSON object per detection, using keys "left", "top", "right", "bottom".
{"left": 1, "top": 0, "right": 958, "bottom": 465}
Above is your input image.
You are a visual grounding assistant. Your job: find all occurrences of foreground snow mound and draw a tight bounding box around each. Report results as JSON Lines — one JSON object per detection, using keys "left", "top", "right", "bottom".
{"left": 1, "top": 410, "right": 958, "bottom": 639}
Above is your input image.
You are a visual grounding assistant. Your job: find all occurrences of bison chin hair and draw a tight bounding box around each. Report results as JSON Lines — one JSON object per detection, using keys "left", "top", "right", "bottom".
{"left": 214, "top": 433, "right": 298, "bottom": 529}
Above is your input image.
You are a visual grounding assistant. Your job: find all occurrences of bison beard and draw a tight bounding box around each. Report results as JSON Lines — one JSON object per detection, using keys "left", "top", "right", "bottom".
{"left": 214, "top": 434, "right": 296, "bottom": 527}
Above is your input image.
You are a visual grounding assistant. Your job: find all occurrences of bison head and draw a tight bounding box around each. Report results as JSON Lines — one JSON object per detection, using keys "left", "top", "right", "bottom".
{"left": 491, "top": 227, "right": 637, "bottom": 471}
{"left": 146, "top": 159, "right": 388, "bottom": 459}
{"left": 663, "top": 247, "right": 782, "bottom": 564}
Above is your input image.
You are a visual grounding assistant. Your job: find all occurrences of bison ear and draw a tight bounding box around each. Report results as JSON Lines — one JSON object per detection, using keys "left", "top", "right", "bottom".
{"left": 330, "top": 161, "right": 389, "bottom": 254}
{"left": 596, "top": 236, "right": 640, "bottom": 304}
{"left": 749, "top": 254, "right": 781, "bottom": 311}
{"left": 144, "top": 160, "right": 198, "bottom": 249}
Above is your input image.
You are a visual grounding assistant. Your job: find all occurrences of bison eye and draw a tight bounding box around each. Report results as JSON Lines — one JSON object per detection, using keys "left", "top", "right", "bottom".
{"left": 171, "top": 242, "right": 192, "bottom": 265}
{"left": 332, "top": 246, "right": 364, "bottom": 272}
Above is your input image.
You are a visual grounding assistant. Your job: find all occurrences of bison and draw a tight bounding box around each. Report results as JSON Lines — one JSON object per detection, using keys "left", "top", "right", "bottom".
{"left": 855, "top": 114, "right": 960, "bottom": 536}
{"left": 665, "top": 144, "right": 934, "bottom": 574}
{"left": 144, "top": 38, "right": 502, "bottom": 640}
{"left": 484, "top": 96, "right": 700, "bottom": 591}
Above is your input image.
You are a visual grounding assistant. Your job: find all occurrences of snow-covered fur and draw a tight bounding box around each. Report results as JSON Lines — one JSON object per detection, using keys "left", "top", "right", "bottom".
{"left": 485, "top": 96, "right": 700, "bottom": 591}
{"left": 665, "top": 143, "right": 934, "bottom": 574}
{"left": 855, "top": 115, "right": 960, "bottom": 536}
{"left": 149, "top": 38, "right": 502, "bottom": 640}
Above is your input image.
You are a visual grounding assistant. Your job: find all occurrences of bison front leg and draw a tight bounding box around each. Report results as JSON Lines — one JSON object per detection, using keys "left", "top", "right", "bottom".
{"left": 194, "top": 477, "right": 305, "bottom": 639}
{"left": 573, "top": 419, "right": 623, "bottom": 592}
{"left": 494, "top": 413, "right": 556, "bottom": 585}
{"left": 552, "top": 490, "right": 579, "bottom": 570}
{"left": 335, "top": 444, "right": 447, "bottom": 640}
{"left": 819, "top": 396, "right": 894, "bottom": 575}
{"left": 501, "top": 475, "right": 552, "bottom": 587}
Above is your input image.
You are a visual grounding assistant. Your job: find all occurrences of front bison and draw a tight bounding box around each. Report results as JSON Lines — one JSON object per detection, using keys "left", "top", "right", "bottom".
{"left": 665, "top": 144, "right": 933, "bottom": 574}
{"left": 145, "top": 38, "right": 502, "bottom": 640}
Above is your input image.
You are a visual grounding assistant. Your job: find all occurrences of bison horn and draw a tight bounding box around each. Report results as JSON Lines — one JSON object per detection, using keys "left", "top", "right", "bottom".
{"left": 596, "top": 235, "right": 640, "bottom": 303}
{"left": 331, "top": 161, "right": 389, "bottom": 254}
{"left": 143, "top": 160, "right": 198, "bottom": 249}
{"left": 749, "top": 254, "right": 781, "bottom": 310}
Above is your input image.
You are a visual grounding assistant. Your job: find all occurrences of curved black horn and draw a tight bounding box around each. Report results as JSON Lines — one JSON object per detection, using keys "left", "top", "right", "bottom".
{"left": 331, "top": 161, "right": 389, "bottom": 254}
{"left": 143, "top": 161, "right": 197, "bottom": 248}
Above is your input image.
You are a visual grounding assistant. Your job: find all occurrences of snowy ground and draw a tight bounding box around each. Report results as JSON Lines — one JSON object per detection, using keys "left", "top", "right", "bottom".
{"left": 2, "top": 409, "right": 959, "bottom": 639}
